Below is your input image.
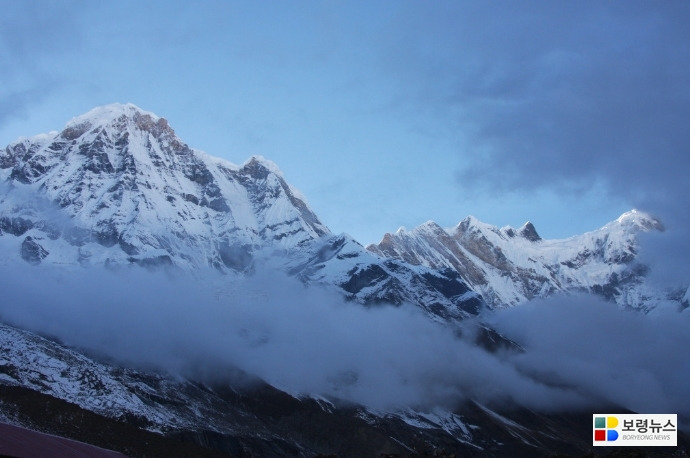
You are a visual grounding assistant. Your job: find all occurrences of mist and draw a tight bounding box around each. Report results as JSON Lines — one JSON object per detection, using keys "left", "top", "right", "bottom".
{"left": 0, "top": 261, "right": 688, "bottom": 419}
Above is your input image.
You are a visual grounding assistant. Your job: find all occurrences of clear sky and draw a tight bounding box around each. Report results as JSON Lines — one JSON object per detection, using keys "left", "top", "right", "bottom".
{"left": 1, "top": 1, "right": 688, "bottom": 245}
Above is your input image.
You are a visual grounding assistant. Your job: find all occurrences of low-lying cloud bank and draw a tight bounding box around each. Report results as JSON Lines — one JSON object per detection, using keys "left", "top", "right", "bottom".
{"left": 0, "top": 262, "right": 688, "bottom": 419}
{"left": 489, "top": 296, "right": 690, "bottom": 418}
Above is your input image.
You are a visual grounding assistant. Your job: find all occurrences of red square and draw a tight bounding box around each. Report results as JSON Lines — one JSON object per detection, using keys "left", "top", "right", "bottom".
{"left": 594, "top": 429, "right": 606, "bottom": 441}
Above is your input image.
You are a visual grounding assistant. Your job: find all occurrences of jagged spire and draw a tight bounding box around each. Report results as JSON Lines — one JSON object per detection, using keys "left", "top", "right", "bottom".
{"left": 518, "top": 221, "right": 541, "bottom": 242}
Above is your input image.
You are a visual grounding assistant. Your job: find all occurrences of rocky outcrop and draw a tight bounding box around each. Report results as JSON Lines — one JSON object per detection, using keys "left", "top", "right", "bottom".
{"left": 20, "top": 236, "right": 48, "bottom": 265}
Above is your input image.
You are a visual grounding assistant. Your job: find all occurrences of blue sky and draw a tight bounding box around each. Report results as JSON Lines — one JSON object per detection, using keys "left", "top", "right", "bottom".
{"left": 1, "top": 1, "right": 688, "bottom": 245}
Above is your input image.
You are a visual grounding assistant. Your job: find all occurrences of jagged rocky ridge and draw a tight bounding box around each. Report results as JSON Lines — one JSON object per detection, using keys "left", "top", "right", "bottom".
{"left": 368, "top": 210, "right": 670, "bottom": 311}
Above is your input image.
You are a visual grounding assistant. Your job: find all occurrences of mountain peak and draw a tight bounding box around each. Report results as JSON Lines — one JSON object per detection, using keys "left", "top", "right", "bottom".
{"left": 241, "top": 155, "right": 285, "bottom": 178}
{"left": 614, "top": 209, "right": 664, "bottom": 232}
{"left": 0, "top": 104, "right": 330, "bottom": 269}
{"left": 453, "top": 215, "right": 498, "bottom": 237}
{"left": 417, "top": 220, "right": 444, "bottom": 233}
{"left": 60, "top": 103, "right": 175, "bottom": 143}
{"left": 65, "top": 103, "right": 154, "bottom": 128}
{"left": 518, "top": 221, "right": 541, "bottom": 242}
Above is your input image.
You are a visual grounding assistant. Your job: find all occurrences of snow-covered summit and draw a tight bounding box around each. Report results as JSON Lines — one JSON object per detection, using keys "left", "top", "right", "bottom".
{"left": 611, "top": 209, "right": 663, "bottom": 232}
{"left": 241, "top": 155, "right": 284, "bottom": 177}
{"left": 65, "top": 102, "right": 158, "bottom": 128}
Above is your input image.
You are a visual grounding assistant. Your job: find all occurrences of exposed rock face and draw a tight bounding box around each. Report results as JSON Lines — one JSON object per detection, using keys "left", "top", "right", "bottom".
{"left": 518, "top": 221, "right": 541, "bottom": 242}
{"left": 0, "top": 217, "right": 33, "bottom": 236}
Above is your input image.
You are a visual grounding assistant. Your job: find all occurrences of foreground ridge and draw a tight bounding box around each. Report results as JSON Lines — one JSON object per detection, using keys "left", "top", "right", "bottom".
{"left": 0, "top": 321, "right": 635, "bottom": 457}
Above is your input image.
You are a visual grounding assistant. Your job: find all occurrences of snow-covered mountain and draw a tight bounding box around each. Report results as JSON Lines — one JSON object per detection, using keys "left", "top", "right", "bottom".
{"left": 0, "top": 103, "right": 327, "bottom": 271}
{"left": 2, "top": 102, "right": 683, "bottom": 318}
{"left": 0, "top": 103, "right": 483, "bottom": 321}
{"left": 0, "top": 103, "right": 678, "bottom": 318}
{"left": 1, "top": 104, "right": 688, "bottom": 456}
{"left": 367, "top": 211, "right": 666, "bottom": 310}
{"left": 280, "top": 233, "right": 485, "bottom": 320}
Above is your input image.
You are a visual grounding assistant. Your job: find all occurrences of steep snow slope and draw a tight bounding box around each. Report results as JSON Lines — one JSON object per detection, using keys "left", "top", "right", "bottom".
{"left": 367, "top": 210, "right": 665, "bottom": 309}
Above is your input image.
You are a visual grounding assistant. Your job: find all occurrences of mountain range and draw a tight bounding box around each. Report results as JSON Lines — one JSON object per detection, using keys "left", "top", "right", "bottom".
{"left": 367, "top": 209, "right": 669, "bottom": 310}
{"left": 0, "top": 104, "right": 686, "bottom": 456}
